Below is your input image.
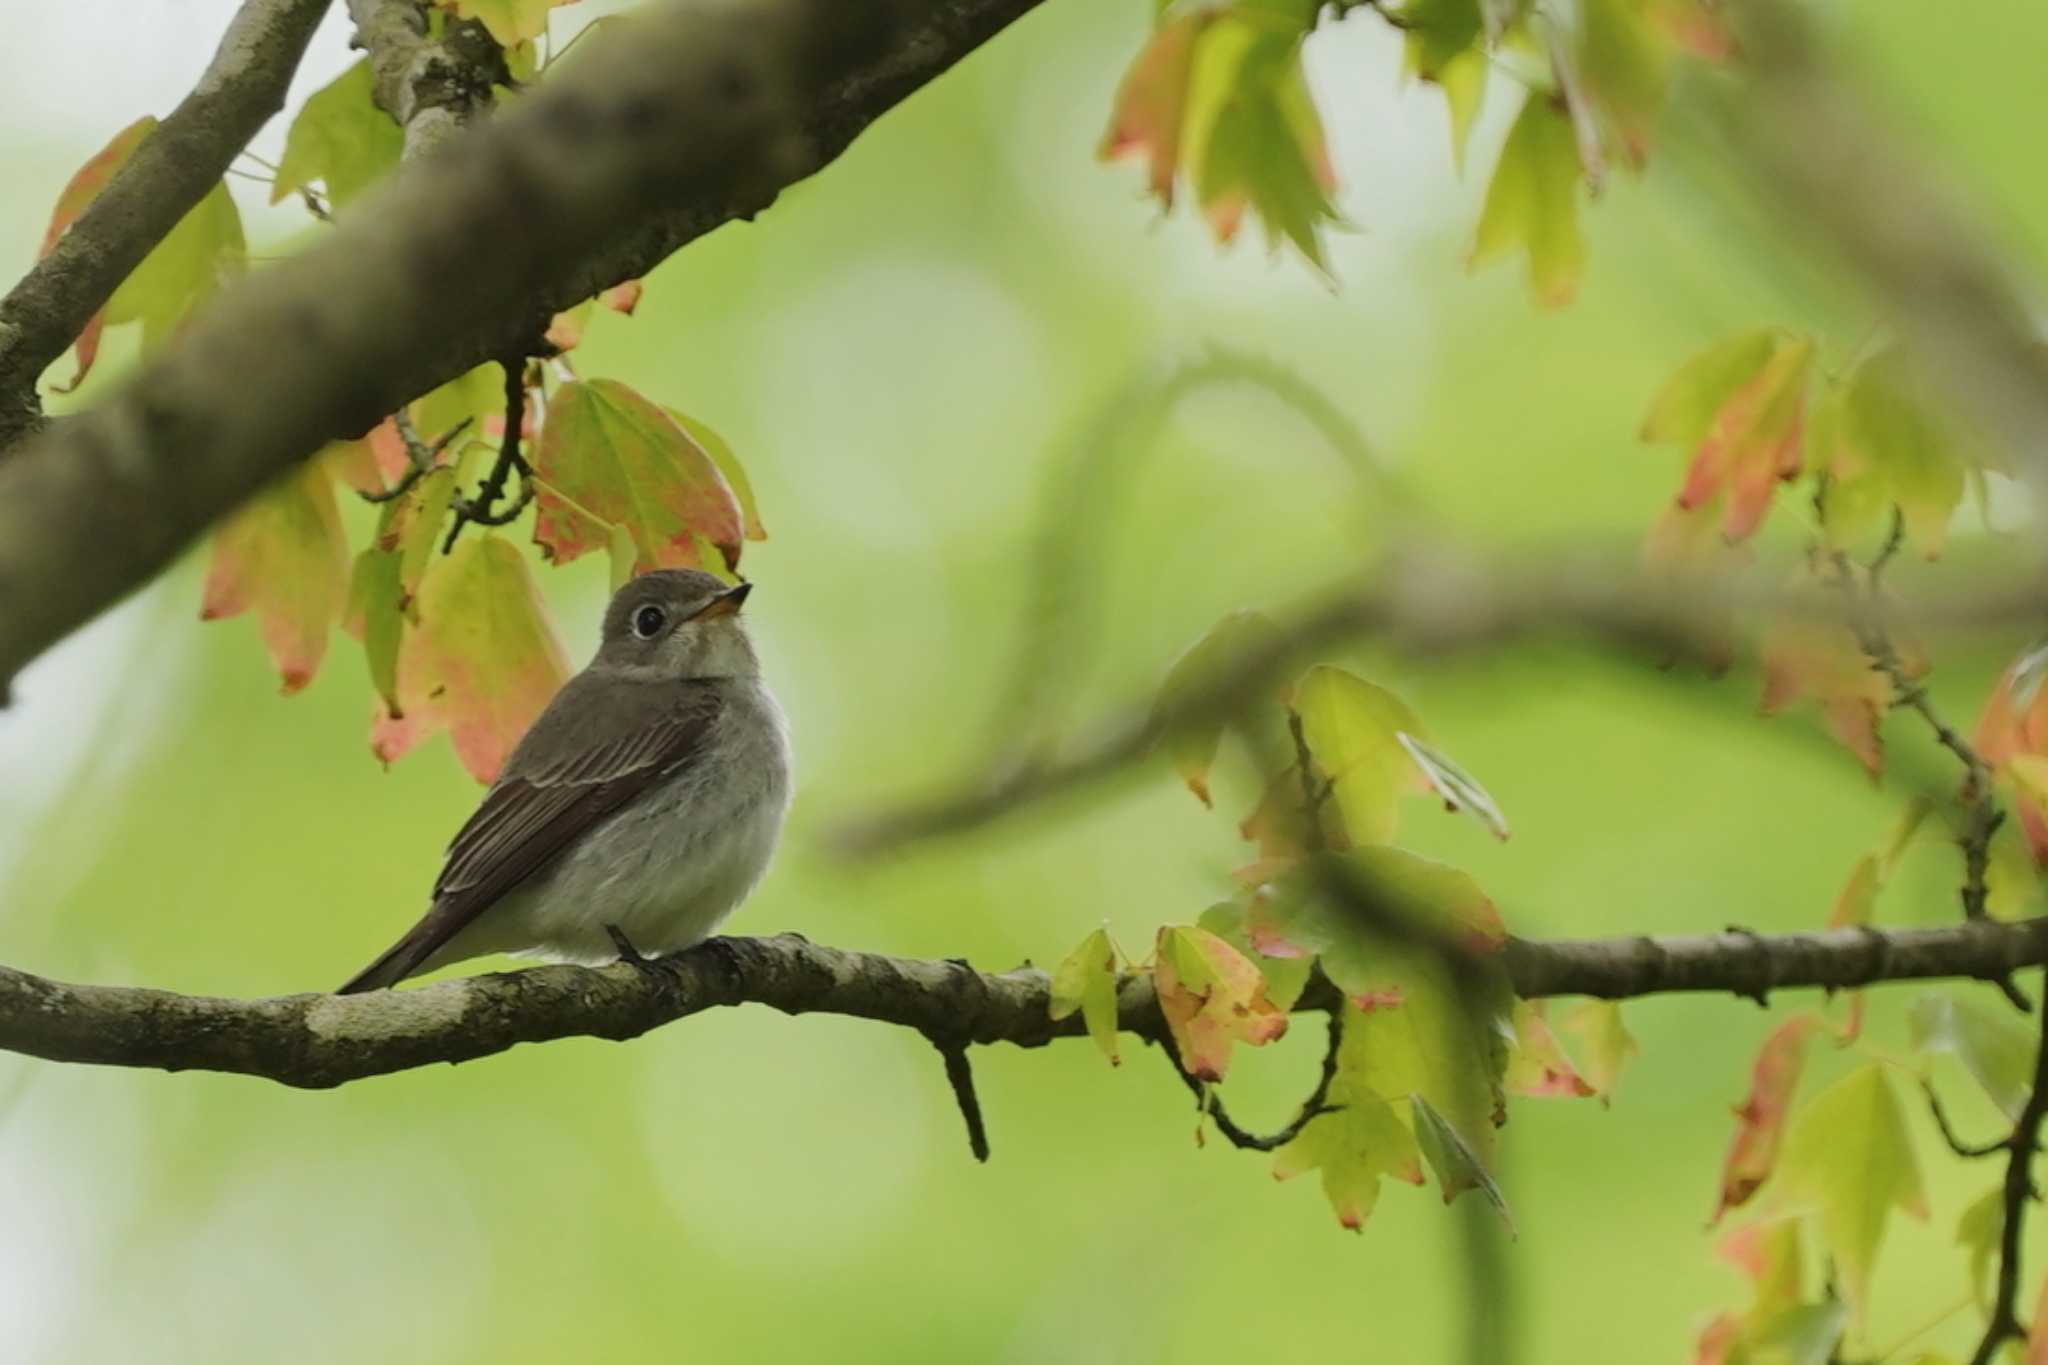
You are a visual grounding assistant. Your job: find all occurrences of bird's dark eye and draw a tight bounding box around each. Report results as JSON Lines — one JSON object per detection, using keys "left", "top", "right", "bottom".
{"left": 631, "top": 604, "right": 667, "bottom": 640}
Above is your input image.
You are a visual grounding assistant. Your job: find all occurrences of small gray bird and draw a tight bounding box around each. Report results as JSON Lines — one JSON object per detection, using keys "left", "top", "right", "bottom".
{"left": 338, "top": 569, "right": 791, "bottom": 993}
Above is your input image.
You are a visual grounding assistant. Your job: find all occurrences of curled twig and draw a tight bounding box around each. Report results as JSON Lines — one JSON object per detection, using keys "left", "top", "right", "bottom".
{"left": 1162, "top": 1010, "right": 1345, "bottom": 1153}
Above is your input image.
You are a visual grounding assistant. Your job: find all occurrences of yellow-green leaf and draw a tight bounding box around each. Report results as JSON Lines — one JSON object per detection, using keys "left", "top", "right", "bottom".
{"left": 1777, "top": 1063, "right": 1927, "bottom": 1314}
{"left": 438, "top": 0, "right": 576, "bottom": 45}
{"left": 1561, "top": 999, "right": 1638, "bottom": 1102}
{"left": 1505, "top": 1000, "right": 1597, "bottom": 1099}
{"left": 1198, "top": 899, "right": 1313, "bottom": 1012}
{"left": 1049, "top": 927, "right": 1122, "bottom": 1066}
{"left": 1272, "top": 1085, "right": 1421, "bottom": 1231}
{"left": 1470, "top": 95, "right": 1585, "bottom": 308}
{"left": 37, "top": 115, "right": 156, "bottom": 391}
{"left": 666, "top": 406, "right": 766, "bottom": 542}
{"left": 1641, "top": 328, "right": 1781, "bottom": 449}
{"left": 1957, "top": 1186, "right": 2002, "bottom": 1307}
{"left": 199, "top": 462, "right": 348, "bottom": 693}
{"left": 273, "top": 59, "right": 400, "bottom": 209}
{"left": 343, "top": 547, "right": 405, "bottom": 714}
{"left": 1293, "top": 665, "right": 1427, "bottom": 845}
{"left": 1818, "top": 347, "right": 1968, "bottom": 559}
{"left": 104, "top": 177, "right": 244, "bottom": 350}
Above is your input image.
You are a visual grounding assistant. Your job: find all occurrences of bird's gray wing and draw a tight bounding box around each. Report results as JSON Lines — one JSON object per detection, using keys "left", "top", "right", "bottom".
{"left": 336, "top": 683, "right": 722, "bottom": 992}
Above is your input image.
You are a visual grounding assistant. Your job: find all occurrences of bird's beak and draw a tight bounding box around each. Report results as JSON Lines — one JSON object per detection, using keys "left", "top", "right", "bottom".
{"left": 691, "top": 581, "right": 752, "bottom": 621}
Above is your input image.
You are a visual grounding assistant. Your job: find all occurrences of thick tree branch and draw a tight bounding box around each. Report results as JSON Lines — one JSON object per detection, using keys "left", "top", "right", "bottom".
{"left": 3, "top": 919, "right": 2046, "bottom": 1090}
{"left": 0, "top": 0, "right": 1047, "bottom": 698}
{"left": 0, "top": 0, "right": 332, "bottom": 445}
{"left": 347, "top": 0, "right": 504, "bottom": 159}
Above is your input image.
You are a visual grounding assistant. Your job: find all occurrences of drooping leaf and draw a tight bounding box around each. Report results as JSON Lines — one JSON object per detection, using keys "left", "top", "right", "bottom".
{"left": 1561, "top": 999, "right": 1638, "bottom": 1101}
{"left": 1976, "top": 648, "right": 2048, "bottom": 865}
{"left": 437, "top": 0, "right": 578, "bottom": 45}
{"left": 1957, "top": 1187, "right": 2002, "bottom": 1307}
{"left": 1776, "top": 1063, "right": 1926, "bottom": 1313}
{"left": 1716, "top": 1216, "right": 1807, "bottom": 1327}
{"left": 1470, "top": 95, "right": 1586, "bottom": 308}
{"left": 1909, "top": 992, "right": 2036, "bottom": 1122}
{"left": 1153, "top": 924, "right": 1289, "bottom": 1082}
{"left": 1235, "top": 762, "right": 1348, "bottom": 867}
{"left": 1711, "top": 1014, "right": 1820, "bottom": 1223}
{"left": 371, "top": 533, "right": 569, "bottom": 783}
{"left": 103, "top": 177, "right": 244, "bottom": 351}
{"left": 1272, "top": 1068, "right": 1423, "bottom": 1230}
{"left": 376, "top": 466, "right": 460, "bottom": 612}
{"left": 199, "top": 462, "right": 349, "bottom": 694}
{"left": 1397, "top": 731, "right": 1510, "bottom": 840}
{"left": 344, "top": 546, "right": 406, "bottom": 714}
{"left": 1412, "top": 1092, "right": 1515, "bottom": 1227}
{"left": 1151, "top": 609, "right": 1285, "bottom": 808}
{"left": 1576, "top": 0, "right": 1675, "bottom": 168}
{"left": 272, "top": 59, "right": 401, "bottom": 209}
{"left": 1644, "top": 328, "right": 1815, "bottom": 543}
{"left": 1505, "top": 1000, "right": 1596, "bottom": 1099}
{"left": 410, "top": 363, "right": 505, "bottom": 444}
{"left": 1100, "top": 11, "right": 1208, "bottom": 204}
{"left": 533, "top": 379, "right": 744, "bottom": 575}
{"left": 1394, "top": 0, "right": 1486, "bottom": 166}
{"left": 1049, "top": 927, "right": 1123, "bottom": 1066}
{"left": 1293, "top": 665, "right": 1429, "bottom": 845}
{"left": 37, "top": 115, "right": 155, "bottom": 391}
{"left": 1816, "top": 347, "right": 1969, "bottom": 559}
{"left": 322, "top": 419, "right": 411, "bottom": 496}
{"left": 1758, "top": 574, "right": 1904, "bottom": 779}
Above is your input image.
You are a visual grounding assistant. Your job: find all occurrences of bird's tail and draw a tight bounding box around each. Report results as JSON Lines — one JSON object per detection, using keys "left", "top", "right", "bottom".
{"left": 335, "top": 926, "right": 438, "bottom": 994}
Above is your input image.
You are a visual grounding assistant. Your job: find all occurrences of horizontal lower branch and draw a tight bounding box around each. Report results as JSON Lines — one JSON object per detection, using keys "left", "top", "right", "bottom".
{"left": 4, "top": 917, "right": 2044, "bottom": 1090}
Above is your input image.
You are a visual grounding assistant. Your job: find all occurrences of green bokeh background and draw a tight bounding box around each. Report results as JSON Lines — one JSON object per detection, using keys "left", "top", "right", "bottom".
{"left": 2, "top": 2, "right": 2044, "bottom": 1361}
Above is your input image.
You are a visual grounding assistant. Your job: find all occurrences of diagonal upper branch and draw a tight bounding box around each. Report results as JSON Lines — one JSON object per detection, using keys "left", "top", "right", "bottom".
{"left": 3, "top": 918, "right": 2044, "bottom": 1090}
{"left": 0, "top": 0, "right": 334, "bottom": 446}
{"left": 0, "top": 0, "right": 1049, "bottom": 700}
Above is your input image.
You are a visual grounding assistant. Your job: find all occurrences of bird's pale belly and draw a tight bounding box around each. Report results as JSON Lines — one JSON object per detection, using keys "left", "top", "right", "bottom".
{"left": 423, "top": 747, "right": 790, "bottom": 972}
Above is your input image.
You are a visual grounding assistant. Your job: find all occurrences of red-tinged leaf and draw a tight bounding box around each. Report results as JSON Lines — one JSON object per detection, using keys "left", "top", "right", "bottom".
{"left": 323, "top": 419, "right": 412, "bottom": 496}
{"left": 1153, "top": 924, "right": 1288, "bottom": 1082}
{"left": 1152, "top": 609, "right": 1285, "bottom": 808}
{"left": 1691, "top": 1314, "right": 1742, "bottom": 1365}
{"left": 1777, "top": 1063, "right": 1926, "bottom": 1316}
{"left": 2028, "top": 1277, "right": 2048, "bottom": 1365}
{"left": 545, "top": 300, "right": 594, "bottom": 353}
{"left": 1470, "top": 95, "right": 1586, "bottom": 308}
{"left": 664, "top": 406, "right": 765, "bottom": 542}
{"left": 1101, "top": 12, "right": 1207, "bottom": 204}
{"left": 1669, "top": 332, "right": 1814, "bottom": 543}
{"left": 438, "top": 0, "right": 578, "bottom": 46}
{"left": 601, "top": 280, "right": 643, "bottom": 314}
{"left": 272, "top": 59, "right": 400, "bottom": 209}
{"left": 1049, "top": 927, "right": 1123, "bottom": 1066}
{"left": 1505, "top": 1000, "right": 1597, "bottom": 1099}
{"left": 1236, "top": 763, "right": 1347, "bottom": 865}
{"left": 1187, "top": 28, "right": 1341, "bottom": 269}
{"left": 38, "top": 116, "right": 155, "bottom": 391}
{"left": 1759, "top": 562, "right": 1911, "bottom": 778}
{"left": 373, "top": 534, "right": 569, "bottom": 783}
{"left": 1717, "top": 1216, "right": 1806, "bottom": 1324}
{"left": 1977, "top": 648, "right": 2048, "bottom": 863}
{"left": 199, "top": 462, "right": 348, "bottom": 694}
{"left": 1711, "top": 1014, "right": 1820, "bottom": 1223}
{"left": 1197, "top": 899, "right": 1314, "bottom": 1012}
{"left": 533, "top": 379, "right": 744, "bottom": 575}
{"left": 1561, "top": 1000, "right": 1638, "bottom": 1102}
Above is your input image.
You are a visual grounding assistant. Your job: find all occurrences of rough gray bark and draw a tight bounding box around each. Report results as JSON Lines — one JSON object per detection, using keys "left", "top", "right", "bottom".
{"left": 0, "top": 0, "right": 333, "bottom": 446}
{"left": 2, "top": 919, "right": 2041, "bottom": 1089}
{"left": 0, "top": 0, "right": 1048, "bottom": 699}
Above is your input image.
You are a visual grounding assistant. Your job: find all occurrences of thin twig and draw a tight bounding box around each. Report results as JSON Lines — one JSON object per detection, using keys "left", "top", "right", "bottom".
{"left": 1922, "top": 1079, "right": 2013, "bottom": 1159}
{"left": 1163, "top": 1010, "right": 1345, "bottom": 1152}
{"left": 442, "top": 359, "right": 534, "bottom": 551}
{"left": 1968, "top": 972, "right": 2048, "bottom": 1365}
{"left": 359, "top": 414, "right": 472, "bottom": 505}
{"left": 931, "top": 1038, "right": 990, "bottom": 1162}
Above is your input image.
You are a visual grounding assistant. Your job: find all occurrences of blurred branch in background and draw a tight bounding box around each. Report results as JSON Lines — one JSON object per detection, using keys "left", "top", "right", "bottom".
{"left": 1, "top": 919, "right": 2045, "bottom": 1091}
{"left": 839, "top": 544, "right": 2048, "bottom": 855}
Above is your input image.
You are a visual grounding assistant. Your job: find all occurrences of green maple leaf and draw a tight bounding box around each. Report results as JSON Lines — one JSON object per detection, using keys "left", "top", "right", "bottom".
{"left": 1048, "top": 927, "right": 1122, "bottom": 1066}
{"left": 1909, "top": 992, "right": 2035, "bottom": 1122}
{"left": 1272, "top": 1082, "right": 1422, "bottom": 1231}
{"left": 1292, "top": 665, "right": 1428, "bottom": 845}
{"left": 1470, "top": 95, "right": 1586, "bottom": 308}
{"left": 1776, "top": 1063, "right": 1927, "bottom": 1314}
{"left": 37, "top": 115, "right": 155, "bottom": 391}
{"left": 439, "top": 0, "right": 576, "bottom": 46}
{"left": 1816, "top": 347, "right": 1969, "bottom": 559}
{"left": 104, "top": 176, "right": 244, "bottom": 350}
{"left": 1150, "top": 609, "right": 1283, "bottom": 808}
{"left": 273, "top": 59, "right": 401, "bottom": 209}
